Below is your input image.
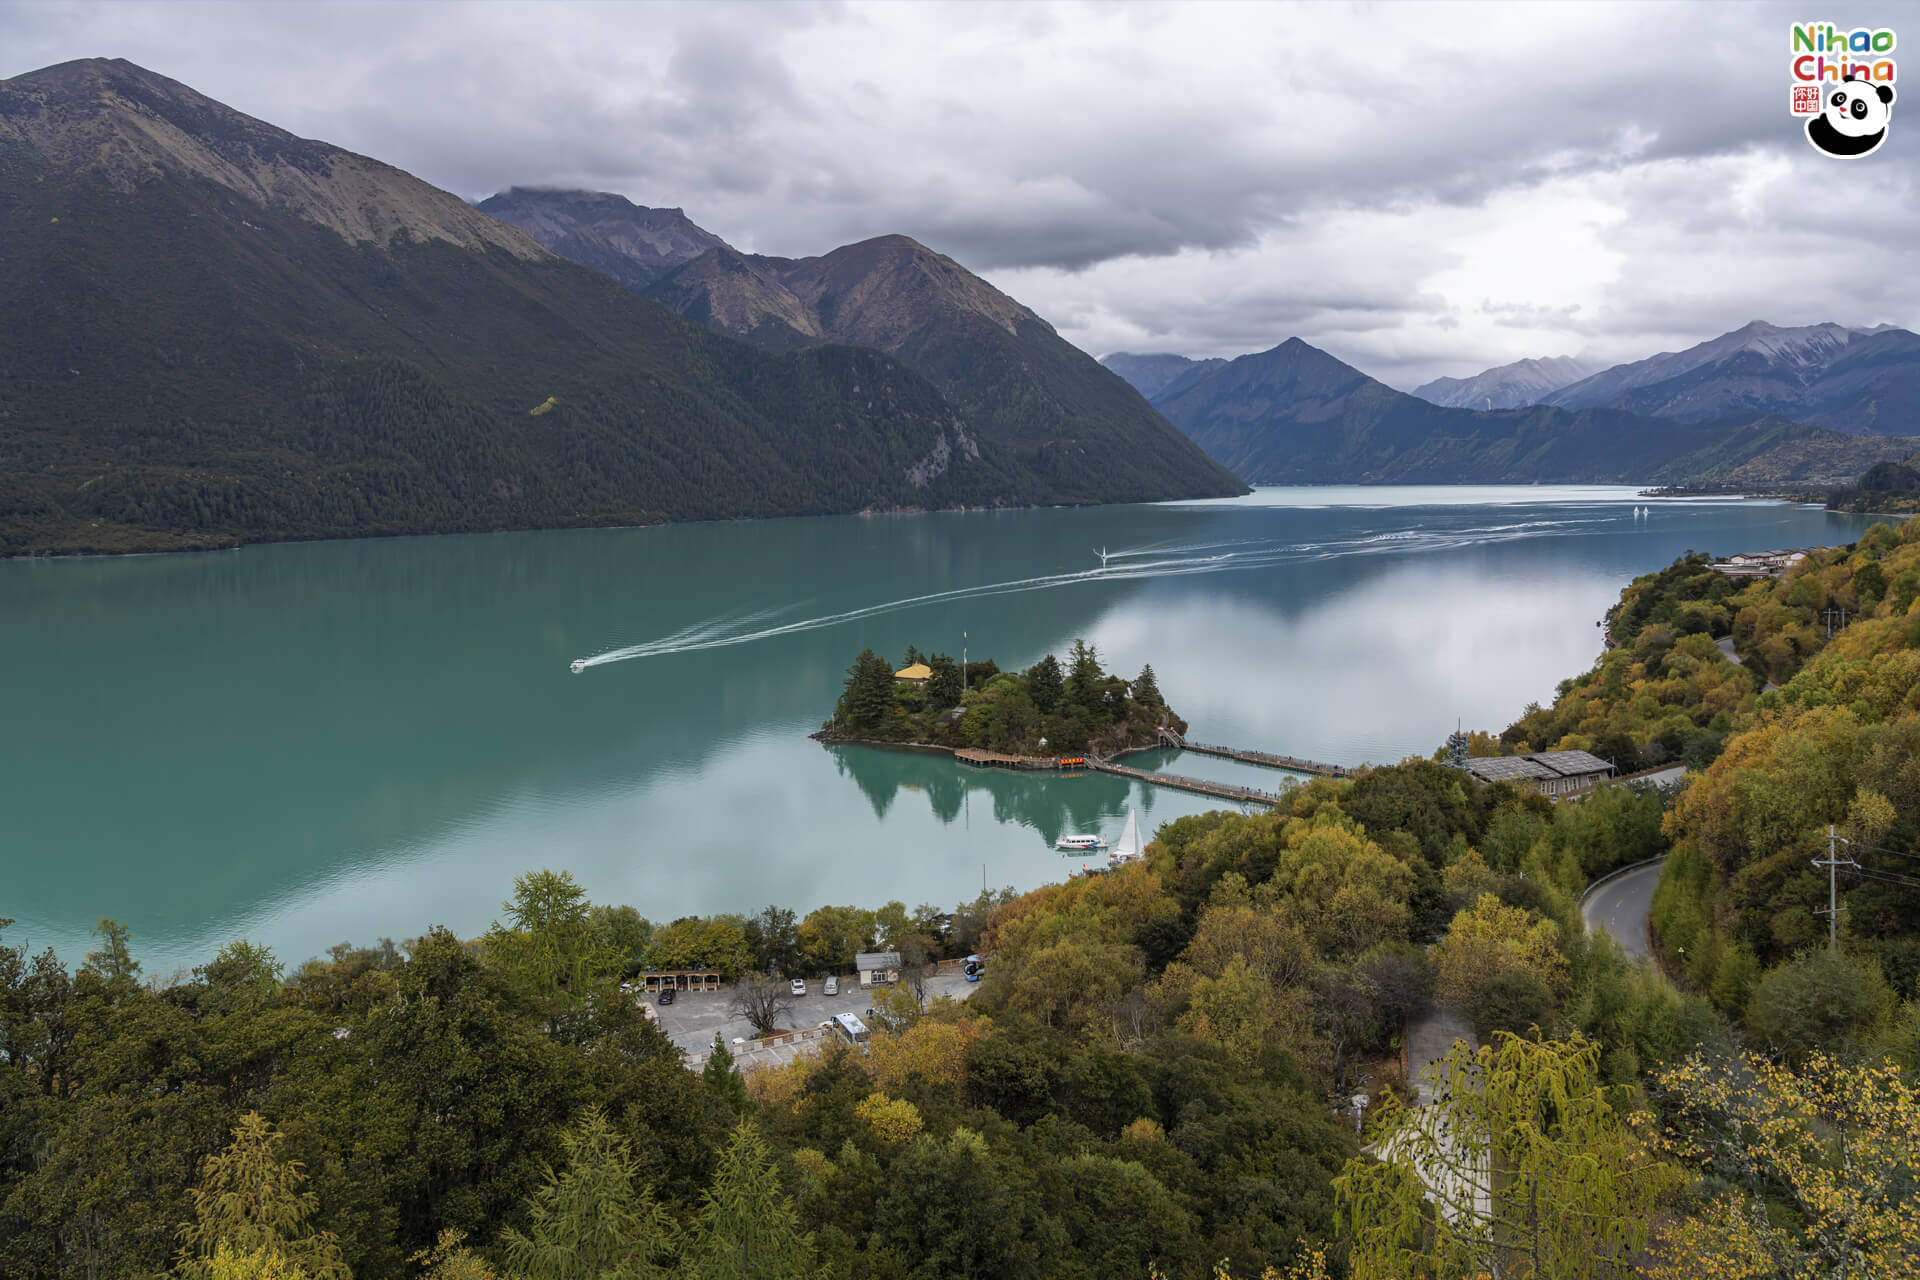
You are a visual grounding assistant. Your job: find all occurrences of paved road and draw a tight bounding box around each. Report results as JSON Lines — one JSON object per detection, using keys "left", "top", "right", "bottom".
{"left": 1580, "top": 859, "right": 1666, "bottom": 961}
{"left": 1715, "top": 635, "right": 1743, "bottom": 665}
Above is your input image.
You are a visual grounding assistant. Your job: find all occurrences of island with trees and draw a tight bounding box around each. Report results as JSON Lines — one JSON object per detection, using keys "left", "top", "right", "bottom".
{"left": 817, "top": 638, "right": 1185, "bottom": 758}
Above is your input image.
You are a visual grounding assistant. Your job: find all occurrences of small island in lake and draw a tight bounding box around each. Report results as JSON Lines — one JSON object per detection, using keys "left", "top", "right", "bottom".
{"left": 816, "top": 639, "right": 1186, "bottom": 758}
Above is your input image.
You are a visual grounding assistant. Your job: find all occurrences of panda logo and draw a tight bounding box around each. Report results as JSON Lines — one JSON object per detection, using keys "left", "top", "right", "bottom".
{"left": 1807, "top": 76, "right": 1895, "bottom": 158}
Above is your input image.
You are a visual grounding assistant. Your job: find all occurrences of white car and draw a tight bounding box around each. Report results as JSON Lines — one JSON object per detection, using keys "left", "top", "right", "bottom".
{"left": 790, "top": 978, "right": 807, "bottom": 997}
{"left": 824, "top": 975, "right": 839, "bottom": 996}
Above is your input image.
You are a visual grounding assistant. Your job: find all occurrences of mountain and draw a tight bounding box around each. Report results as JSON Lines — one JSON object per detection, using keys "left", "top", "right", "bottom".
{"left": 478, "top": 188, "right": 1244, "bottom": 505}
{"left": 1544, "top": 320, "right": 1920, "bottom": 434}
{"left": 1150, "top": 337, "right": 1920, "bottom": 485}
{"left": 0, "top": 60, "right": 1203, "bottom": 556}
{"left": 638, "top": 234, "right": 1244, "bottom": 501}
{"left": 1100, "top": 352, "right": 1227, "bottom": 400}
{"left": 474, "top": 187, "right": 729, "bottom": 289}
{"left": 1412, "top": 355, "right": 1596, "bottom": 410}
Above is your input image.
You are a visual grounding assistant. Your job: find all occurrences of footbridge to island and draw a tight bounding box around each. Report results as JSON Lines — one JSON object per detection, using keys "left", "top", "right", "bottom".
{"left": 954, "top": 728, "right": 1360, "bottom": 808}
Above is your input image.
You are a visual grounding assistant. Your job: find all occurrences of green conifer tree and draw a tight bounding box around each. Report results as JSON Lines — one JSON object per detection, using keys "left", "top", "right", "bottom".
{"left": 679, "top": 1120, "right": 816, "bottom": 1280}
{"left": 926, "top": 654, "right": 964, "bottom": 710}
{"left": 703, "top": 1034, "right": 753, "bottom": 1116}
{"left": 82, "top": 917, "right": 141, "bottom": 983}
{"left": 1065, "top": 640, "right": 1104, "bottom": 713}
{"left": 1025, "top": 654, "right": 1064, "bottom": 714}
{"left": 501, "top": 1107, "right": 676, "bottom": 1280}
{"left": 838, "top": 650, "right": 896, "bottom": 734}
{"left": 1132, "top": 664, "right": 1162, "bottom": 707}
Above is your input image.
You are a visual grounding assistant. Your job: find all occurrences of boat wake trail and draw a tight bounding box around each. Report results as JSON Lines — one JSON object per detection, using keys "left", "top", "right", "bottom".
{"left": 574, "top": 515, "right": 1590, "bottom": 667}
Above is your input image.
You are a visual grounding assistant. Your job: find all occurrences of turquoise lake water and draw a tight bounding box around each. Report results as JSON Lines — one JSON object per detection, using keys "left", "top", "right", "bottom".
{"left": 0, "top": 487, "right": 1884, "bottom": 975}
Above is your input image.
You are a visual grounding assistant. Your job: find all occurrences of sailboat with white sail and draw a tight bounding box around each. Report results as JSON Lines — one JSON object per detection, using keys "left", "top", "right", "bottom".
{"left": 1107, "top": 808, "right": 1143, "bottom": 864}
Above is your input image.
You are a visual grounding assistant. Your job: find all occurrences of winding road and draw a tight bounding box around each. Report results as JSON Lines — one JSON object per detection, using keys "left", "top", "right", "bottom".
{"left": 1579, "top": 859, "right": 1666, "bottom": 961}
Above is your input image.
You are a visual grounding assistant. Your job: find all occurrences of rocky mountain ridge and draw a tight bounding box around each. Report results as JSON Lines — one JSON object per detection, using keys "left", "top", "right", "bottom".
{"left": 1544, "top": 320, "right": 1920, "bottom": 432}
{"left": 0, "top": 57, "right": 540, "bottom": 258}
{"left": 475, "top": 188, "right": 728, "bottom": 288}
{"left": 1412, "top": 355, "right": 1596, "bottom": 410}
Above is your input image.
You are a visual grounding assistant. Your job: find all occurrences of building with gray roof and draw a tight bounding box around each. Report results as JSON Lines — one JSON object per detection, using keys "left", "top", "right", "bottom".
{"left": 1462, "top": 749, "right": 1614, "bottom": 799}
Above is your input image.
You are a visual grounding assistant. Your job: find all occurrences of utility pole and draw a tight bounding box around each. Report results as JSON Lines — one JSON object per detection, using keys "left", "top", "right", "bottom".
{"left": 962, "top": 631, "right": 967, "bottom": 692}
{"left": 1813, "top": 824, "right": 1856, "bottom": 950}
{"left": 1824, "top": 606, "right": 1851, "bottom": 640}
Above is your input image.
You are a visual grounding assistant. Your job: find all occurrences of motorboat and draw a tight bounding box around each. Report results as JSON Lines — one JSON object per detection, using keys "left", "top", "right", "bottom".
{"left": 569, "top": 659, "right": 587, "bottom": 674}
{"left": 1056, "top": 833, "right": 1107, "bottom": 850}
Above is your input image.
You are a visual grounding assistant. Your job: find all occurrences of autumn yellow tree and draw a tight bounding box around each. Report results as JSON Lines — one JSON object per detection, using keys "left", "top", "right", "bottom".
{"left": 854, "top": 1092, "right": 924, "bottom": 1145}
{"left": 1646, "top": 1050, "right": 1920, "bottom": 1280}
{"left": 1432, "top": 893, "right": 1568, "bottom": 1021}
{"left": 1337, "top": 1034, "right": 1674, "bottom": 1280}
{"left": 175, "top": 1113, "right": 351, "bottom": 1280}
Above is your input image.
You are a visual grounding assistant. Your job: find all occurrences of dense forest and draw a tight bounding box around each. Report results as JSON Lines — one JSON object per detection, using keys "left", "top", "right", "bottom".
{"left": 1825, "top": 456, "right": 1920, "bottom": 514}
{"left": 6, "top": 526, "right": 1920, "bottom": 1278}
{"left": 823, "top": 640, "right": 1182, "bottom": 757}
{"left": 1490, "top": 517, "right": 1920, "bottom": 1066}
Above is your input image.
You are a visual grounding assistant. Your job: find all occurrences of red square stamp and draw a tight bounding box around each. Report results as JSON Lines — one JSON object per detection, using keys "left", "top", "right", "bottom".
{"left": 1791, "top": 84, "right": 1822, "bottom": 116}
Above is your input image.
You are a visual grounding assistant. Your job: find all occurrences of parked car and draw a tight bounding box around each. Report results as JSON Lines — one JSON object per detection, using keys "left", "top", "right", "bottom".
{"left": 657, "top": 987, "right": 675, "bottom": 1006}
{"left": 824, "top": 975, "right": 839, "bottom": 996}
{"left": 790, "top": 978, "right": 807, "bottom": 997}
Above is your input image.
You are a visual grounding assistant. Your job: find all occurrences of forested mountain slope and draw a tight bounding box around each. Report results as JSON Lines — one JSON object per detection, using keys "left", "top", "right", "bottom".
{"left": 1, "top": 61, "right": 1091, "bottom": 556}
{"left": 488, "top": 189, "right": 1245, "bottom": 505}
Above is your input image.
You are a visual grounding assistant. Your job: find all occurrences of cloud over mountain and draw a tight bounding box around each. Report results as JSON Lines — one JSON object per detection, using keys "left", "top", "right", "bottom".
{"left": 4, "top": 1, "right": 1914, "bottom": 386}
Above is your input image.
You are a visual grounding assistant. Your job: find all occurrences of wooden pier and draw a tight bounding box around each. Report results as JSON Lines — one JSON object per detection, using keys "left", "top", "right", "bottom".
{"left": 1145, "top": 728, "right": 1359, "bottom": 778}
{"left": 1087, "top": 758, "right": 1288, "bottom": 807}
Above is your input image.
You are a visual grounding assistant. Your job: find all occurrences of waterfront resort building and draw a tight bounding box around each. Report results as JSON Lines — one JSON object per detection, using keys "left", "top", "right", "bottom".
{"left": 1708, "top": 549, "right": 1813, "bottom": 580}
{"left": 1460, "top": 749, "right": 1616, "bottom": 799}
{"left": 893, "top": 662, "right": 932, "bottom": 682}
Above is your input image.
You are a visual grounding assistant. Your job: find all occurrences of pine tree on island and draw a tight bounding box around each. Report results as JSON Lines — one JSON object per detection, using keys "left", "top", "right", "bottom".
{"left": 1133, "top": 663, "right": 1162, "bottom": 707}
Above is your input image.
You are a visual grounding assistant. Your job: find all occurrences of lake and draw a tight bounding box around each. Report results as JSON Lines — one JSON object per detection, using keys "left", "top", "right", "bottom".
{"left": 0, "top": 487, "right": 1885, "bottom": 976}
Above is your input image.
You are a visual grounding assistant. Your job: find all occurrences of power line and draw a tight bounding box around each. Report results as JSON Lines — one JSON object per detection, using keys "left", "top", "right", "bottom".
{"left": 1846, "top": 867, "right": 1920, "bottom": 892}
{"left": 1851, "top": 842, "right": 1920, "bottom": 863}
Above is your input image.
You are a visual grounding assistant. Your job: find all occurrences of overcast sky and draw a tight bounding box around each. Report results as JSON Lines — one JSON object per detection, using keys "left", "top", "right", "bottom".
{"left": 5, "top": 0, "right": 1916, "bottom": 387}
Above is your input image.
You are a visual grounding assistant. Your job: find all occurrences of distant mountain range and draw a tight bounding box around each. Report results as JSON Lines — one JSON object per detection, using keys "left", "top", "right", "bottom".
{"left": 0, "top": 60, "right": 1239, "bottom": 555}
{"left": 488, "top": 189, "right": 1240, "bottom": 505}
{"left": 1411, "top": 356, "right": 1597, "bottom": 411}
{"left": 1144, "top": 338, "right": 1920, "bottom": 486}
{"left": 1399, "top": 320, "right": 1920, "bottom": 431}
{"left": 1541, "top": 321, "right": 1920, "bottom": 433}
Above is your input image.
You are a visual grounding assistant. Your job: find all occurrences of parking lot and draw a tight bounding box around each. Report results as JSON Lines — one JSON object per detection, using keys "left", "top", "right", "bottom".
{"left": 649, "top": 971, "right": 977, "bottom": 1059}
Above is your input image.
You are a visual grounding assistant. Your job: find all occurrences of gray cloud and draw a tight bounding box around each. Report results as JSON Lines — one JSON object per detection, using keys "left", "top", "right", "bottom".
{"left": 3, "top": 0, "right": 1915, "bottom": 386}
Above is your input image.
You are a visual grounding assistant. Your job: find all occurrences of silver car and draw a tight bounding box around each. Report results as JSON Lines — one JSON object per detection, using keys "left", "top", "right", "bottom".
{"left": 790, "top": 978, "right": 807, "bottom": 997}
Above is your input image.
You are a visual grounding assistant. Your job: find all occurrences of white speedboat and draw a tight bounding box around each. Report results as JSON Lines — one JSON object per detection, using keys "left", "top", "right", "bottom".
{"left": 569, "top": 659, "right": 587, "bottom": 674}
{"left": 1056, "top": 833, "right": 1107, "bottom": 850}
